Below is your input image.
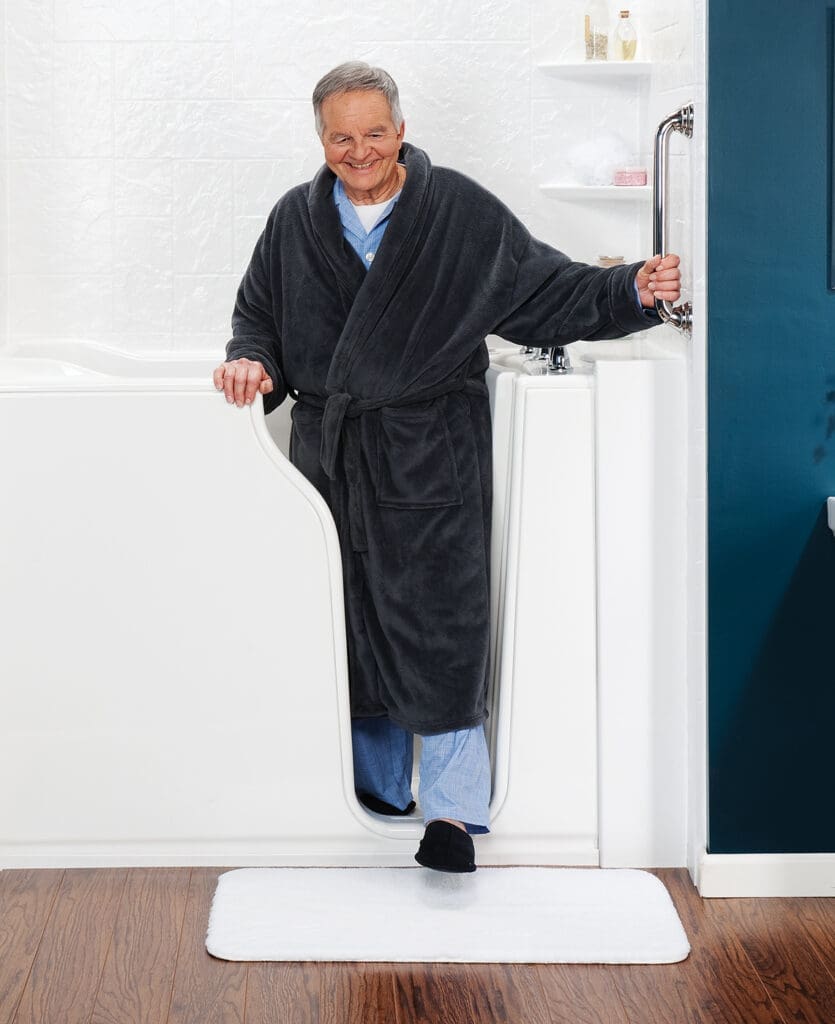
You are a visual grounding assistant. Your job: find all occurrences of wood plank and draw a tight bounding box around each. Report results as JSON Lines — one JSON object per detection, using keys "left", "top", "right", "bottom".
{"left": 245, "top": 962, "right": 320, "bottom": 1024}
{"left": 793, "top": 898, "right": 835, "bottom": 978}
{"left": 395, "top": 964, "right": 518, "bottom": 1024}
{"left": 90, "top": 867, "right": 191, "bottom": 1024}
{"left": 484, "top": 964, "right": 553, "bottom": 1024}
{"left": 537, "top": 964, "right": 630, "bottom": 1024}
{"left": 166, "top": 868, "right": 247, "bottom": 1024}
{"left": 320, "top": 963, "right": 398, "bottom": 1024}
{"left": 13, "top": 868, "right": 127, "bottom": 1024}
{"left": 0, "top": 869, "right": 64, "bottom": 1023}
{"left": 611, "top": 869, "right": 783, "bottom": 1024}
{"left": 706, "top": 893, "right": 835, "bottom": 1024}
{"left": 606, "top": 961, "right": 707, "bottom": 1023}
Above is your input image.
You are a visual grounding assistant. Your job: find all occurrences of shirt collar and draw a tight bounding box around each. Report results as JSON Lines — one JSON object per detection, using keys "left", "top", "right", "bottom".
{"left": 332, "top": 177, "right": 401, "bottom": 236}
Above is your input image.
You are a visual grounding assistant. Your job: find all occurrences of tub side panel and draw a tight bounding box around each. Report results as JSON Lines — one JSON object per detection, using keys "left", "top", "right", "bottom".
{"left": 0, "top": 391, "right": 366, "bottom": 858}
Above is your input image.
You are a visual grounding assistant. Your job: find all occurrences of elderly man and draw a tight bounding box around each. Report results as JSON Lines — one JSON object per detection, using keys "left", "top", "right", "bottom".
{"left": 215, "top": 61, "right": 681, "bottom": 873}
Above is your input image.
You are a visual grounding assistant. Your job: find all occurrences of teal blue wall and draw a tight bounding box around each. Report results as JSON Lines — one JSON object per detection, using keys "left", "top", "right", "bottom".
{"left": 709, "top": 0, "right": 835, "bottom": 852}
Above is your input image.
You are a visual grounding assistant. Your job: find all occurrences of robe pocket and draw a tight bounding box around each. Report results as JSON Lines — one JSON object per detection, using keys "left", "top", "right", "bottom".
{"left": 376, "top": 402, "right": 464, "bottom": 509}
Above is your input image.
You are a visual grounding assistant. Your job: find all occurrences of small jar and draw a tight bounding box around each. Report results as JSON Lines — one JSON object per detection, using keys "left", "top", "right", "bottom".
{"left": 614, "top": 10, "right": 638, "bottom": 61}
{"left": 613, "top": 167, "right": 648, "bottom": 186}
{"left": 585, "top": 2, "right": 609, "bottom": 60}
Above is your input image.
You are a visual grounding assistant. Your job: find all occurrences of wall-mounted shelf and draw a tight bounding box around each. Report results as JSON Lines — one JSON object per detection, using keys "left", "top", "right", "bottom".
{"left": 540, "top": 184, "right": 652, "bottom": 201}
{"left": 538, "top": 61, "right": 652, "bottom": 80}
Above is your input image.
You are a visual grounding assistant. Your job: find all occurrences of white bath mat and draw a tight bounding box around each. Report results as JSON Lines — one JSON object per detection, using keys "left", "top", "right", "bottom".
{"left": 206, "top": 867, "right": 690, "bottom": 964}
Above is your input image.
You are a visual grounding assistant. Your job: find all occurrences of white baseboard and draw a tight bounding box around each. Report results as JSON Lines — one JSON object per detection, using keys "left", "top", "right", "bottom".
{"left": 698, "top": 852, "right": 835, "bottom": 897}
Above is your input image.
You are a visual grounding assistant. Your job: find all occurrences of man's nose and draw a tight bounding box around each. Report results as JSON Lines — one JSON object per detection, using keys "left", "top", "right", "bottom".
{"left": 347, "top": 138, "right": 371, "bottom": 159}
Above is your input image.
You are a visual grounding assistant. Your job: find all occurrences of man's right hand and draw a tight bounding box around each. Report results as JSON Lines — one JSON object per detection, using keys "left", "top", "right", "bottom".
{"left": 213, "top": 358, "right": 274, "bottom": 408}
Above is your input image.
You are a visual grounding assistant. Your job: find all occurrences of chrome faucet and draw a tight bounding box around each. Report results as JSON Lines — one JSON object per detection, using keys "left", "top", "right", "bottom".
{"left": 547, "top": 346, "right": 572, "bottom": 374}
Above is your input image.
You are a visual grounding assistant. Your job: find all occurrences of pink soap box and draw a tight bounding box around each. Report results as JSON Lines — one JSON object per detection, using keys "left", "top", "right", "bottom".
{"left": 613, "top": 167, "right": 648, "bottom": 186}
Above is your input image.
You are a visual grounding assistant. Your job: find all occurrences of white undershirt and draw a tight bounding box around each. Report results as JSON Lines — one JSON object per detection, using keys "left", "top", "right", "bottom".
{"left": 350, "top": 193, "right": 401, "bottom": 234}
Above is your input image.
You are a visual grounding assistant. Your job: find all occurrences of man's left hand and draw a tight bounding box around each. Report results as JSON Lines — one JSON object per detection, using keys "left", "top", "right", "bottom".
{"left": 636, "top": 253, "right": 681, "bottom": 308}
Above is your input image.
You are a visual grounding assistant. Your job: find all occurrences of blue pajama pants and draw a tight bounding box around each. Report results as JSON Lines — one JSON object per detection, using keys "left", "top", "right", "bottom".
{"left": 351, "top": 718, "right": 491, "bottom": 835}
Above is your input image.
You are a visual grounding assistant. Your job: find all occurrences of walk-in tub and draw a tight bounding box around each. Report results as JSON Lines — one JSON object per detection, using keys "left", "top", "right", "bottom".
{"left": 1, "top": 340, "right": 687, "bottom": 868}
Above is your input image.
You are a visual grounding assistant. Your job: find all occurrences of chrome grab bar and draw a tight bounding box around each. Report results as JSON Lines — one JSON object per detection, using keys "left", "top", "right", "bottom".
{"left": 652, "top": 104, "right": 694, "bottom": 336}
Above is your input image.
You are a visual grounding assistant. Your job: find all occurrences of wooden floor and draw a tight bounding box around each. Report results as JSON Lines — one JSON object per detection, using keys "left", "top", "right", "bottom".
{"left": 2, "top": 866, "right": 835, "bottom": 1023}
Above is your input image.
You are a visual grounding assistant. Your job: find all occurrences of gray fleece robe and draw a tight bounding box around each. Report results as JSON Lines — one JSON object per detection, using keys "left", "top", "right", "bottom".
{"left": 226, "top": 141, "right": 657, "bottom": 735}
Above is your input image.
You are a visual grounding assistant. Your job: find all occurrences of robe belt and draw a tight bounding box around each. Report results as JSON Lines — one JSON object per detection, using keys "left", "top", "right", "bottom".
{"left": 293, "top": 376, "right": 488, "bottom": 481}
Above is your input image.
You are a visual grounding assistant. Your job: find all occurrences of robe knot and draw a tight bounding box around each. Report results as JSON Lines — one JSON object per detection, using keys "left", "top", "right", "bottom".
{"left": 309, "top": 376, "right": 489, "bottom": 481}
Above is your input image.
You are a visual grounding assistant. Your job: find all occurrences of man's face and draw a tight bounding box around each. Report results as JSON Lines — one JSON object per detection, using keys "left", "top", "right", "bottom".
{"left": 320, "top": 90, "right": 404, "bottom": 203}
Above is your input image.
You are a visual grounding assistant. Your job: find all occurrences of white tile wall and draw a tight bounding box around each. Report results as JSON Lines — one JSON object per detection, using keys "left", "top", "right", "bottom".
{"left": 9, "top": 160, "right": 114, "bottom": 275}
{"left": 114, "top": 43, "right": 233, "bottom": 100}
{"left": 172, "top": 0, "right": 231, "bottom": 42}
{"left": 54, "top": 44, "right": 114, "bottom": 158}
{"left": 172, "top": 160, "right": 233, "bottom": 273}
{"left": 6, "top": 3, "right": 53, "bottom": 159}
{"left": 115, "top": 159, "right": 173, "bottom": 216}
{"left": 2, "top": 0, "right": 699, "bottom": 355}
{"left": 54, "top": 0, "right": 173, "bottom": 42}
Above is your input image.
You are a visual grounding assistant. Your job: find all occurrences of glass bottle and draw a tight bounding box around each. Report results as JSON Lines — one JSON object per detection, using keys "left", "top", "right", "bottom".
{"left": 614, "top": 10, "right": 638, "bottom": 61}
{"left": 585, "top": 1, "right": 609, "bottom": 61}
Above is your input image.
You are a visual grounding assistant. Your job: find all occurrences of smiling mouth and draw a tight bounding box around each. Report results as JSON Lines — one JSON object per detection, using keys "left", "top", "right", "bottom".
{"left": 348, "top": 160, "right": 377, "bottom": 170}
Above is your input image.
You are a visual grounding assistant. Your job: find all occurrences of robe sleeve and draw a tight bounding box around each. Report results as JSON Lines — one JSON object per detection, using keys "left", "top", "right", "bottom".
{"left": 225, "top": 206, "right": 288, "bottom": 415}
{"left": 492, "top": 222, "right": 660, "bottom": 347}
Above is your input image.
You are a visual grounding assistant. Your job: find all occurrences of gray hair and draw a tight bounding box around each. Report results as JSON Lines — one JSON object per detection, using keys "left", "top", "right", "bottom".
{"left": 312, "top": 61, "right": 404, "bottom": 138}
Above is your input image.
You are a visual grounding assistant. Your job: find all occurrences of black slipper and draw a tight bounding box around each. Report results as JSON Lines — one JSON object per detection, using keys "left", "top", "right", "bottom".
{"left": 414, "top": 820, "right": 476, "bottom": 873}
{"left": 357, "top": 792, "right": 416, "bottom": 816}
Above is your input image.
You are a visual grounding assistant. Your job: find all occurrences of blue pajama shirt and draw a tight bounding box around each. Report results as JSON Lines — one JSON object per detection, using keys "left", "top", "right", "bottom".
{"left": 333, "top": 177, "right": 492, "bottom": 834}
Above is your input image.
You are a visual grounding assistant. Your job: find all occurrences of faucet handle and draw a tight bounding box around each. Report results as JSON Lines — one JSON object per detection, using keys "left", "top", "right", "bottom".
{"left": 547, "top": 346, "right": 572, "bottom": 375}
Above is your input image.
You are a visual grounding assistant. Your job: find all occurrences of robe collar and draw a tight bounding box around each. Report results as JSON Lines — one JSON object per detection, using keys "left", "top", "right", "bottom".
{"left": 307, "top": 143, "right": 432, "bottom": 306}
{"left": 306, "top": 144, "right": 437, "bottom": 480}
{"left": 308, "top": 143, "right": 434, "bottom": 392}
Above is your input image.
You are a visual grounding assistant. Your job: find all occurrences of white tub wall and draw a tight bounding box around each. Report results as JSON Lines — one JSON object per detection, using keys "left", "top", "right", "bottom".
{"left": 682, "top": 0, "right": 707, "bottom": 884}
{"left": 594, "top": 357, "right": 688, "bottom": 867}
{"left": 5, "top": 0, "right": 693, "bottom": 358}
{"left": 649, "top": 0, "right": 707, "bottom": 879}
{"left": 649, "top": 0, "right": 707, "bottom": 880}
{"left": 0, "top": 0, "right": 7, "bottom": 353}
{"left": 533, "top": 0, "right": 707, "bottom": 876}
